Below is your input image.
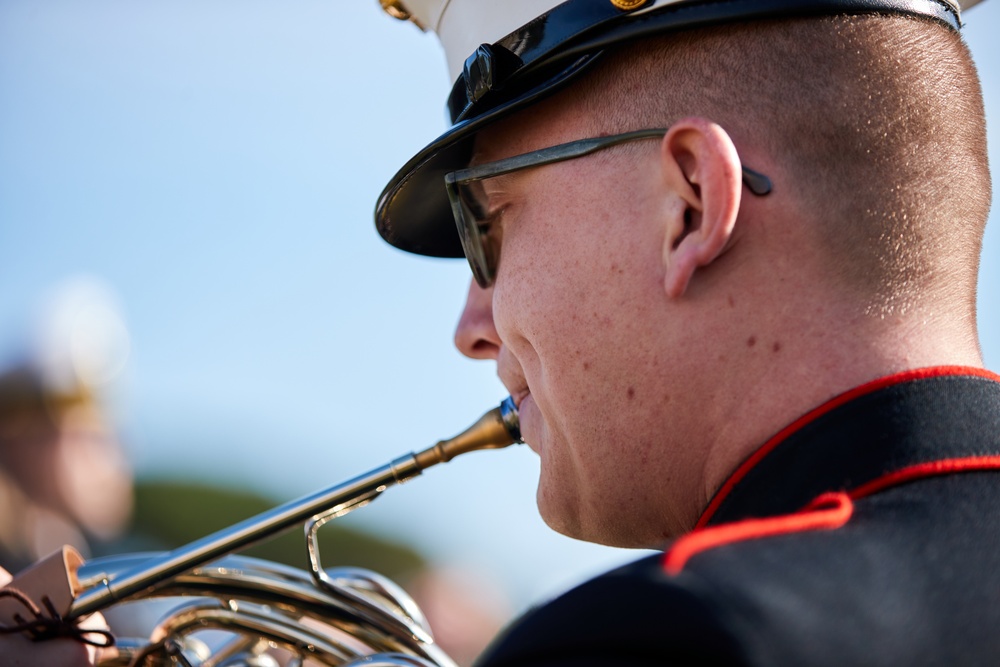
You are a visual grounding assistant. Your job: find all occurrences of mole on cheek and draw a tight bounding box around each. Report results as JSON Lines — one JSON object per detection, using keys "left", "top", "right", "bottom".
{"left": 773, "top": 342, "right": 782, "bottom": 353}
{"left": 627, "top": 387, "right": 636, "bottom": 400}
{"left": 747, "top": 336, "right": 757, "bottom": 348}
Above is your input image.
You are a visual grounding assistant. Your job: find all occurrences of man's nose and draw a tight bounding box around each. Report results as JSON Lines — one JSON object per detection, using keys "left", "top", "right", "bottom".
{"left": 454, "top": 279, "right": 501, "bottom": 360}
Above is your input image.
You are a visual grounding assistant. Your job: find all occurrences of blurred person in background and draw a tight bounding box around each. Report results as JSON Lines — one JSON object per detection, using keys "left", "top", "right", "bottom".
{"left": 0, "top": 363, "right": 132, "bottom": 573}
{"left": 0, "top": 277, "right": 133, "bottom": 573}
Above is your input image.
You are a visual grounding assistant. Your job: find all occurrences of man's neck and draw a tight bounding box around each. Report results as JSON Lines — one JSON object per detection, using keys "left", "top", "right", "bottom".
{"left": 693, "top": 297, "right": 984, "bottom": 534}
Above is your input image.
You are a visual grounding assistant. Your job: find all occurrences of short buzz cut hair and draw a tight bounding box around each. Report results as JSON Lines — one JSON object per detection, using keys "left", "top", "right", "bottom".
{"left": 579, "top": 13, "right": 991, "bottom": 317}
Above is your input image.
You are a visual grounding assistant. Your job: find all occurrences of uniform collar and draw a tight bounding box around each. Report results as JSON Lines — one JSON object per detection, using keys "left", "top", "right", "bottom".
{"left": 700, "top": 366, "right": 1000, "bottom": 528}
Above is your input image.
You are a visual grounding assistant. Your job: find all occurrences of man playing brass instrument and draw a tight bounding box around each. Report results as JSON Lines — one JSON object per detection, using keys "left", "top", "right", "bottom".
{"left": 375, "top": 0, "right": 998, "bottom": 664}
{"left": 2, "top": 0, "right": 998, "bottom": 664}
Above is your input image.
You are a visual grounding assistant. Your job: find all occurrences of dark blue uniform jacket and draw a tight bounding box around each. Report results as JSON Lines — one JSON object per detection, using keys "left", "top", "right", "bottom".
{"left": 476, "top": 367, "right": 1000, "bottom": 666}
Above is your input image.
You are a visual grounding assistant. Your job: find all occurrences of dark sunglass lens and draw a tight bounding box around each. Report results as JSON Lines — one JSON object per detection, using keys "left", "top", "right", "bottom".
{"left": 453, "top": 184, "right": 494, "bottom": 288}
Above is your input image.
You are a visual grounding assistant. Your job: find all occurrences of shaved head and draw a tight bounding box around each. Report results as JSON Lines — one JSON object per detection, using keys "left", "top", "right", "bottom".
{"left": 576, "top": 14, "right": 990, "bottom": 318}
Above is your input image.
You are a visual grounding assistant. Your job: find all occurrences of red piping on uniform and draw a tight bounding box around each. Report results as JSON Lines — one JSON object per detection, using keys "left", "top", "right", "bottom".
{"left": 664, "top": 455, "right": 1000, "bottom": 576}
{"left": 847, "top": 456, "right": 1000, "bottom": 498}
{"left": 695, "top": 366, "right": 1000, "bottom": 530}
{"left": 664, "top": 492, "right": 853, "bottom": 575}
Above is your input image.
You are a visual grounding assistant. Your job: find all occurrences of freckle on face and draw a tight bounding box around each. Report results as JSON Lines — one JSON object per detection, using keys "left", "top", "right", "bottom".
{"left": 747, "top": 336, "right": 757, "bottom": 348}
{"left": 773, "top": 342, "right": 782, "bottom": 352}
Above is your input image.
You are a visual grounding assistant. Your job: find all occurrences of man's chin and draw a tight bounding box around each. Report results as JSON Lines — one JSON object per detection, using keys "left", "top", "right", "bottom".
{"left": 535, "top": 487, "right": 612, "bottom": 546}
{"left": 536, "top": 487, "right": 666, "bottom": 549}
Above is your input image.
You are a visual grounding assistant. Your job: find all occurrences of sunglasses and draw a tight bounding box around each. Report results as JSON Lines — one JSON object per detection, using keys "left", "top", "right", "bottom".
{"left": 445, "top": 128, "right": 773, "bottom": 289}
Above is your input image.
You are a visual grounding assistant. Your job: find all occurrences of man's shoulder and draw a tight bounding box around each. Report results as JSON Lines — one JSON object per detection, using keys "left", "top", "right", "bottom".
{"left": 476, "top": 474, "right": 1000, "bottom": 667}
{"left": 477, "top": 541, "right": 864, "bottom": 667}
{"left": 477, "top": 553, "right": 747, "bottom": 667}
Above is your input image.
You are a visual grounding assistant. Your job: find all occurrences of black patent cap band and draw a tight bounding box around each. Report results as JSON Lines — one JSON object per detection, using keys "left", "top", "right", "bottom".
{"left": 446, "top": 0, "right": 960, "bottom": 124}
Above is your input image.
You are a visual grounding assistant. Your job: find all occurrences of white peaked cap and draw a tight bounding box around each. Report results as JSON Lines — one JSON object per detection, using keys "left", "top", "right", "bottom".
{"left": 390, "top": 0, "right": 979, "bottom": 82}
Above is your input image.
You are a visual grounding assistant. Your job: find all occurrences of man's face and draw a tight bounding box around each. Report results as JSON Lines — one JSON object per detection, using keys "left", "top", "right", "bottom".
{"left": 454, "top": 99, "right": 712, "bottom": 547}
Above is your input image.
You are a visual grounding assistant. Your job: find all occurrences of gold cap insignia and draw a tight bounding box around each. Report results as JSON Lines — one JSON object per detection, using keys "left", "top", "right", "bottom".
{"left": 379, "top": 0, "right": 426, "bottom": 30}
{"left": 610, "top": 0, "right": 650, "bottom": 10}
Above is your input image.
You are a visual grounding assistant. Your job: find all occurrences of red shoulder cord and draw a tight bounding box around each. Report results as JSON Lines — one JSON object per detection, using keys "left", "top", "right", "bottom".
{"left": 664, "top": 455, "right": 1000, "bottom": 575}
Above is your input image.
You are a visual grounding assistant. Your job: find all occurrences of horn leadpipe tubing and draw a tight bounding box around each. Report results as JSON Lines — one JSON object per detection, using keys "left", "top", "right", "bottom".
{"left": 68, "top": 397, "right": 521, "bottom": 620}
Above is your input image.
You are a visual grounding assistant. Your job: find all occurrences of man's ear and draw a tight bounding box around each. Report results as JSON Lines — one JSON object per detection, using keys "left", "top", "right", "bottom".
{"left": 659, "top": 118, "right": 743, "bottom": 298}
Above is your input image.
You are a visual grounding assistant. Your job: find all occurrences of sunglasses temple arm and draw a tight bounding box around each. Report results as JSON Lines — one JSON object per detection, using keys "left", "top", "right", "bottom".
{"left": 741, "top": 166, "right": 773, "bottom": 196}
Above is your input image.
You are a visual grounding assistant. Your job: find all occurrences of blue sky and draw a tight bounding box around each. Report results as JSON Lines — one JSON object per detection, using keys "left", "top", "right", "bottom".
{"left": 0, "top": 1, "right": 997, "bottom": 611}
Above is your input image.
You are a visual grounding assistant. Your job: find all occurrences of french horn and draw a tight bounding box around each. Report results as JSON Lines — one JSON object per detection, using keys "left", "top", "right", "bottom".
{"left": 67, "top": 398, "right": 521, "bottom": 666}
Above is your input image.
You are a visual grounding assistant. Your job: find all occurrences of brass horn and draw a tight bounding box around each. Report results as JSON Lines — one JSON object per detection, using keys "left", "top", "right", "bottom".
{"left": 69, "top": 398, "right": 521, "bottom": 666}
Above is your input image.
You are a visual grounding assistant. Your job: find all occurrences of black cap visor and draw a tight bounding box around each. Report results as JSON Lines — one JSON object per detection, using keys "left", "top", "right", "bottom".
{"left": 376, "top": 52, "right": 602, "bottom": 258}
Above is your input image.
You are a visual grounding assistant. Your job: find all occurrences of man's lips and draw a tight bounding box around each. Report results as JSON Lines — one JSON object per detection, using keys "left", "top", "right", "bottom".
{"left": 497, "top": 359, "right": 534, "bottom": 446}
{"left": 518, "top": 393, "right": 540, "bottom": 454}
{"left": 510, "top": 387, "right": 531, "bottom": 410}
{"left": 497, "top": 361, "right": 529, "bottom": 408}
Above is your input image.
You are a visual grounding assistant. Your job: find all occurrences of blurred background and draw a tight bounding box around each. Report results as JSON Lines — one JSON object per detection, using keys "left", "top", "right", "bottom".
{"left": 0, "top": 0, "right": 997, "bottom": 657}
